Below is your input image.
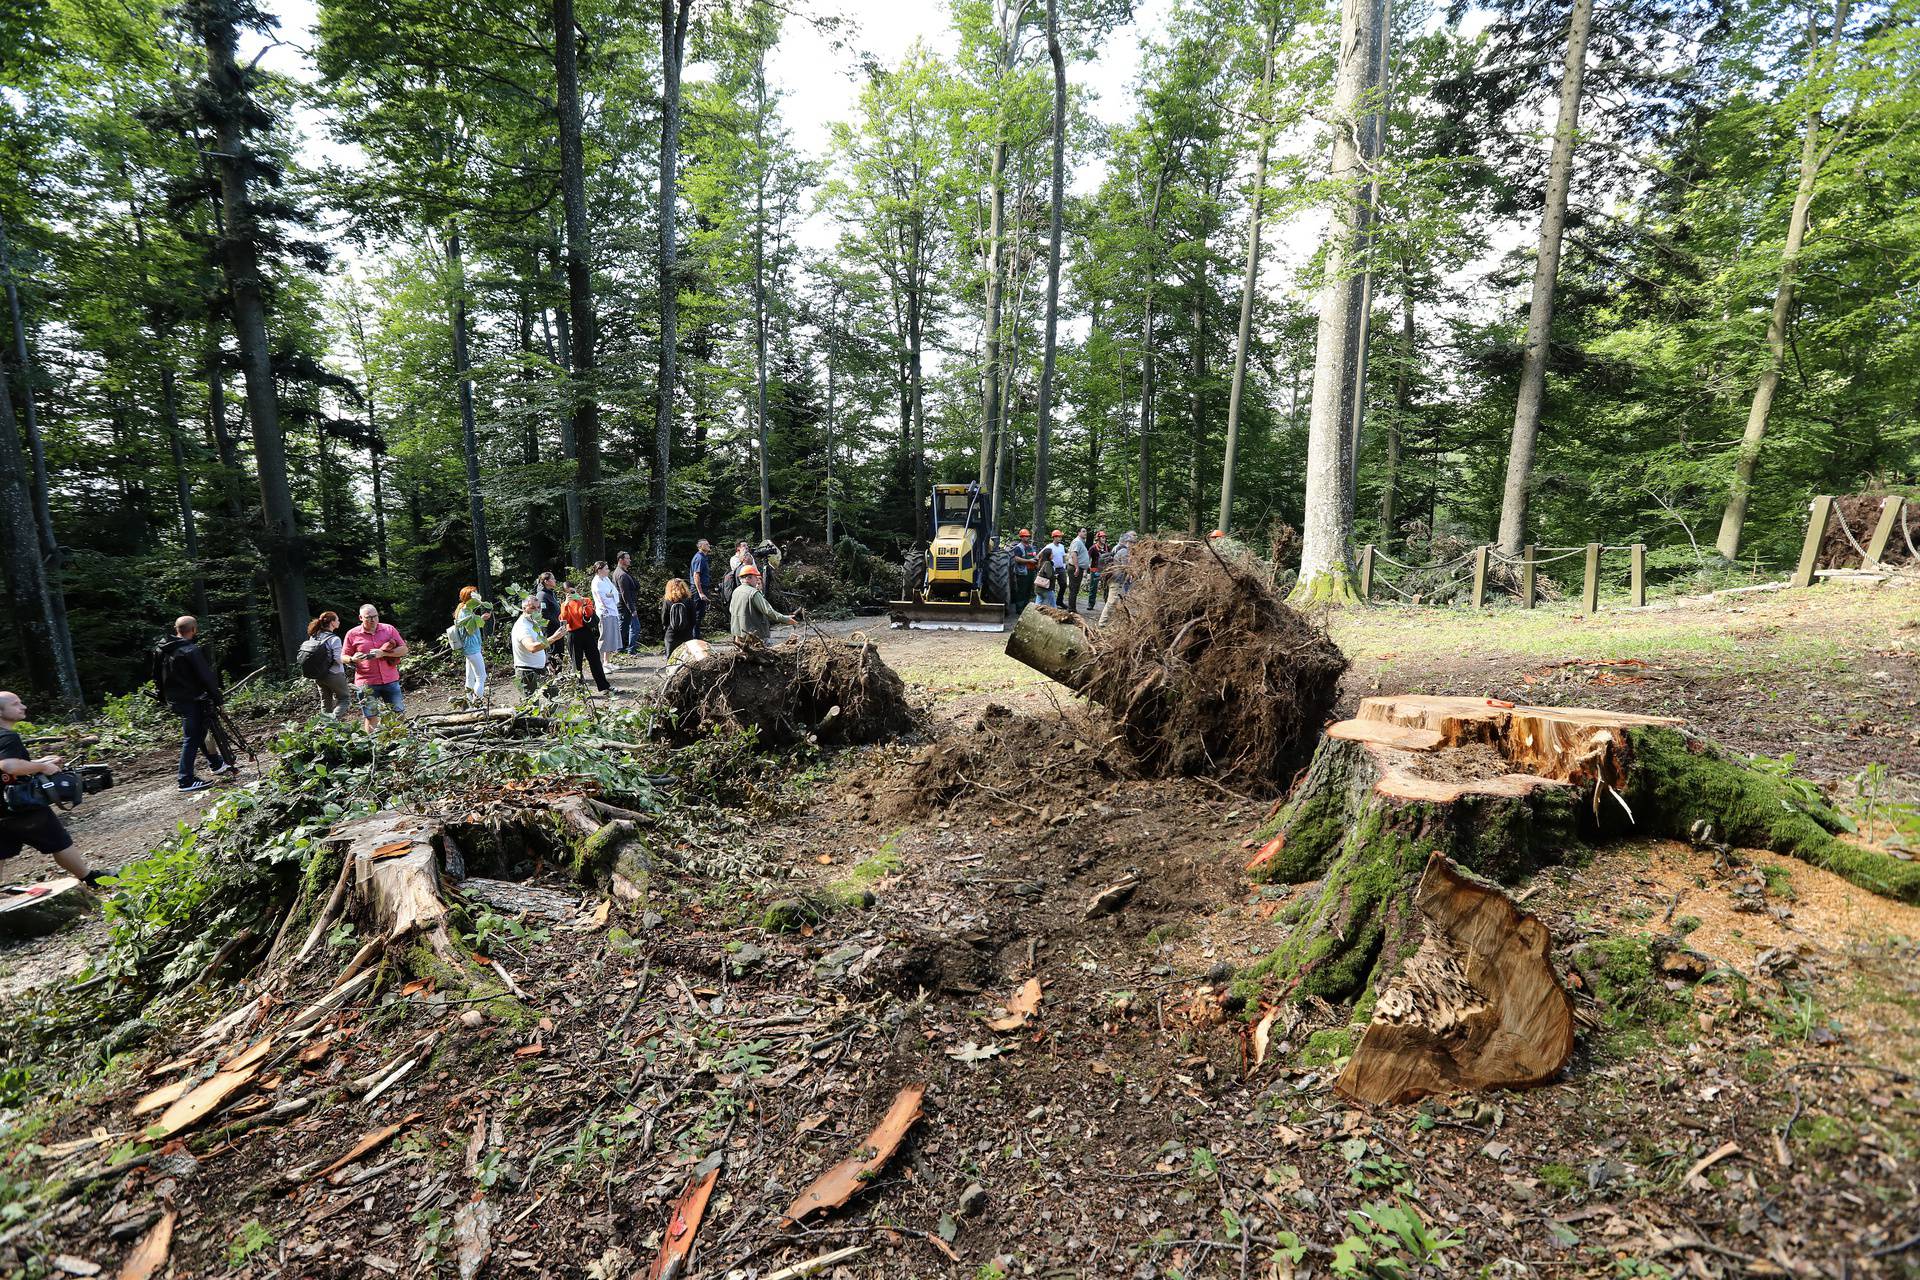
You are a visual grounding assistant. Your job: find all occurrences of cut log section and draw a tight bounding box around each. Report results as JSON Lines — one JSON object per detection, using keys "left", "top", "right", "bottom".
{"left": 1004, "top": 605, "right": 1094, "bottom": 690}
{"left": 0, "top": 877, "right": 87, "bottom": 940}
{"left": 1337, "top": 854, "right": 1574, "bottom": 1106}
{"left": 333, "top": 813, "right": 458, "bottom": 964}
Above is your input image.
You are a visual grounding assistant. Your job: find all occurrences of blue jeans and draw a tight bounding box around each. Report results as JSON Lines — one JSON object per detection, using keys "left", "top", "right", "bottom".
{"left": 692, "top": 598, "right": 707, "bottom": 638}
{"left": 357, "top": 681, "right": 405, "bottom": 719}
{"left": 623, "top": 612, "right": 641, "bottom": 653}
{"left": 173, "top": 701, "right": 229, "bottom": 785}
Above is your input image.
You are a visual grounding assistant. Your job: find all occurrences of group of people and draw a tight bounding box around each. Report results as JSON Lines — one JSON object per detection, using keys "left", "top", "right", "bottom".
{"left": 285, "top": 540, "right": 805, "bottom": 716}
{"left": 1008, "top": 527, "right": 1136, "bottom": 619}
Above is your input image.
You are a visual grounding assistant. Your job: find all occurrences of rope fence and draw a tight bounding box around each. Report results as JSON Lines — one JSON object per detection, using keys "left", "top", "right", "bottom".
{"left": 1358, "top": 539, "right": 1652, "bottom": 615}
{"left": 1354, "top": 493, "right": 1912, "bottom": 613}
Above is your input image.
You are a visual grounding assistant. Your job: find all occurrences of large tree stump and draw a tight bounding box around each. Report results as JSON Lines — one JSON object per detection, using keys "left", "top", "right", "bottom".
{"left": 333, "top": 812, "right": 460, "bottom": 966}
{"left": 1247, "top": 695, "right": 1919, "bottom": 1100}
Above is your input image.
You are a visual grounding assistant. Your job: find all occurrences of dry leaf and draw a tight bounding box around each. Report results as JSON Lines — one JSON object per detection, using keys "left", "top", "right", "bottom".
{"left": 512, "top": 1043, "right": 546, "bottom": 1059}
{"left": 779, "top": 1085, "right": 926, "bottom": 1227}
{"left": 114, "top": 1207, "right": 174, "bottom": 1280}
{"left": 1249, "top": 1005, "right": 1282, "bottom": 1076}
{"left": 984, "top": 977, "right": 1043, "bottom": 1033}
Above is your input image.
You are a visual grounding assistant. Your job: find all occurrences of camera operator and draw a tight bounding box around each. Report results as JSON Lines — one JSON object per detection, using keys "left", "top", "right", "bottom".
{"left": 153, "top": 615, "right": 238, "bottom": 793}
{"left": 0, "top": 690, "right": 104, "bottom": 887}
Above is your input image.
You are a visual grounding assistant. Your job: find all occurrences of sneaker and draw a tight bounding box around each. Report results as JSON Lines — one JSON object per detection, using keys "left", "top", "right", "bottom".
{"left": 212, "top": 761, "right": 240, "bottom": 776}
{"left": 178, "top": 778, "right": 215, "bottom": 794}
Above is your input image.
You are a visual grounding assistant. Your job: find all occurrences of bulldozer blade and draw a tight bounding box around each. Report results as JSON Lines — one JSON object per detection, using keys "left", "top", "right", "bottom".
{"left": 887, "top": 599, "right": 1009, "bottom": 632}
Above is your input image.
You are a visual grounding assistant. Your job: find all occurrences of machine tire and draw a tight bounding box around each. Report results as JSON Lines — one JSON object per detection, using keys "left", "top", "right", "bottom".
{"left": 983, "top": 547, "right": 1012, "bottom": 606}
{"left": 901, "top": 548, "right": 927, "bottom": 602}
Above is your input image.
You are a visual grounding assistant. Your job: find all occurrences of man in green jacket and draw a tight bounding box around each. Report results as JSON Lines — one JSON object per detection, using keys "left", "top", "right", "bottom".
{"left": 729, "top": 564, "right": 800, "bottom": 644}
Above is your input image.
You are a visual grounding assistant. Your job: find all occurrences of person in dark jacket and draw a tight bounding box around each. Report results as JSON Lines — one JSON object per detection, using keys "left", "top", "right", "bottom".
{"left": 154, "top": 616, "right": 236, "bottom": 793}
{"left": 614, "top": 552, "right": 643, "bottom": 654}
{"left": 536, "top": 572, "right": 563, "bottom": 632}
{"left": 661, "top": 578, "right": 697, "bottom": 657}
{"left": 689, "top": 539, "right": 715, "bottom": 638}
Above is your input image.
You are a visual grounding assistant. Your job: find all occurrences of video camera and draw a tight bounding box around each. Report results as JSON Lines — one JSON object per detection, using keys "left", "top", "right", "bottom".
{"left": 1, "top": 765, "right": 113, "bottom": 814}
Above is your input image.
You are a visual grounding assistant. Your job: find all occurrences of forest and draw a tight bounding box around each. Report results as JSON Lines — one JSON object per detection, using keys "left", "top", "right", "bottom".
{"left": 2, "top": 0, "right": 1915, "bottom": 701}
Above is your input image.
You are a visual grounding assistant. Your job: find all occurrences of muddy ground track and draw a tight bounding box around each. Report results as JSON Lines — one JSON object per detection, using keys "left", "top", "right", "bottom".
{"left": 3, "top": 599, "right": 1919, "bottom": 1279}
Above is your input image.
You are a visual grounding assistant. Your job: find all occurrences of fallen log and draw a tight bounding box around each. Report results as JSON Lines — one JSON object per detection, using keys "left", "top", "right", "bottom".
{"left": 1003, "top": 605, "right": 1093, "bottom": 689}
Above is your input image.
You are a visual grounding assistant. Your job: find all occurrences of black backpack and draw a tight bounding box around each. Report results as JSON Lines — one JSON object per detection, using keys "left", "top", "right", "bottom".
{"left": 148, "top": 640, "right": 177, "bottom": 705}
{"left": 297, "top": 636, "right": 333, "bottom": 680}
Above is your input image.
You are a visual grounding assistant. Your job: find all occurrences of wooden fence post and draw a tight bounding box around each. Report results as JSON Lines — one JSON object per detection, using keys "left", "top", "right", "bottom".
{"left": 1471, "top": 546, "right": 1489, "bottom": 609}
{"left": 1630, "top": 543, "right": 1647, "bottom": 608}
{"left": 1359, "top": 545, "right": 1375, "bottom": 601}
{"left": 1864, "top": 496, "right": 1904, "bottom": 568}
{"left": 1791, "top": 495, "right": 1833, "bottom": 589}
{"left": 1521, "top": 545, "right": 1536, "bottom": 609}
{"left": 1582, "top": 543, "right": 1601, "bottom": 615}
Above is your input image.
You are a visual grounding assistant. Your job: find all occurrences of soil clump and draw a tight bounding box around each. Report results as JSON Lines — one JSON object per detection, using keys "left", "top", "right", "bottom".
{"left": 661, "top": 634, "right": 918, "bottom": 748}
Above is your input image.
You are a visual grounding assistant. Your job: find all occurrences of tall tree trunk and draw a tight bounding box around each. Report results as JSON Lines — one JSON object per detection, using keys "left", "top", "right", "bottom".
{"left": 447, "top": 225, "right": 493, "bottom": 598}
{"left": 1218, "top": 13, "right": 1279, "bottom": 535}
{"left": 1293, "top": 0, "right": 1384, "bottom": 605}
{"left": 0, "top": 219, "right": 82, "bottom": 704}
{"left": 753, "top": 42, "right": 773, "bottom": 544}
{"left": 1714, "top": 0, "right": 1848, "bottom": 560}
{"left": 1136, "top": 165, "right": 1170, "bottom": 533}
{"left": 554, "top": 0, "right": 602, "bottom": 563}
{"left": 201, "top": 317, "right": 265, "bottom": 669}
{"left": 1494, "top": 0, "right": 1593, "bottom": 555}
{"left": 0, "top": 357, "right": 64, "bottom": 700}
{"left": 160, "top": 368, "right": 208, "bottom": 618}
{"left": 909, "top": 224, "right": 927, "bottom": 519}
{"left": 1382, "top": 277, "right": 1412, "bottom": 544}
{"left": 823, "top": 289, "right": 838, "bottom": 548}
{"left": 542, "top": 248, "right": 587, "bottom": 568}
{"left": 1343, "top": 0, "right": 1393, "bottom": 504}
{"left": 198, "top": 6, "right": 310, "bottom": 663}
{"left": 980, "top": 136, "right": 1009, "bottom": 494}
{"left": 1188, "top": 266, "right": 1206, "bottom": 535}
{"left": 654, "top": 0, "right": 693, "bottom": 564}
{"left": 1032, "top": 0, "right": 1066, "bottom": 538}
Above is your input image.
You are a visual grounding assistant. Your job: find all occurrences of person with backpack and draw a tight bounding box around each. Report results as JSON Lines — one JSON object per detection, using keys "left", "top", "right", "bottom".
{"left": 153, "top": 616, "right": 237, "bottom": 793}
{"left": 299, "top": 612, "right": 351, "bottom": 717}
{"left": 559, "top": 581, "right": 613, "bottom": 694}
{"left": 450, "top": 587, "right": 491, "bottom": 705}
{"left": 0, "top": 689, "right": 105, "bottom": 885}
{"left": 660, "top": 578, "right": 697, "bottom": 658}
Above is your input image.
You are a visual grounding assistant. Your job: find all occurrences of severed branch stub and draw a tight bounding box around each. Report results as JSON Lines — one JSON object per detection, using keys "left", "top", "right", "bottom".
{"left": 1338, "top": 853, "right": 1574, "bottom": 1107}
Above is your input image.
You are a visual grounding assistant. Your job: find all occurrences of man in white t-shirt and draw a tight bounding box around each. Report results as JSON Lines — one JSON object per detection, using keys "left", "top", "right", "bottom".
{"left": 511, "top": 596, "right": 564, "bottom": 698}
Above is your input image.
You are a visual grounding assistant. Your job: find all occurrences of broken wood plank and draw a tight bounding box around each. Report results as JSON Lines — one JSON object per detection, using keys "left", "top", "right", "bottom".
{"left": 779, "top": 1084, "right": 927, "bottom": 1227}
{"left": 316, "top": 1112, "right": 424, "bottom": 1185}
{"left": 647, "top": 1164, "right": 720, "bottom": 1280}
{"left": 113, "top": 1206, "right": 174, "bottom": 1280}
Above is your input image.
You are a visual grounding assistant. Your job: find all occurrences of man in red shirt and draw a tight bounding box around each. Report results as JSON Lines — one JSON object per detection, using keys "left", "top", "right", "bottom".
{"left": 340, "top": 603, "right": 409, "bottom": 725}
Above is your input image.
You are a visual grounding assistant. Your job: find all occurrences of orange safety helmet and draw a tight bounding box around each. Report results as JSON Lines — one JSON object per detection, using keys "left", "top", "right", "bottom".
{"left": 1018, "top": 528, "right": 1031, "bottom": 538}
{"left": 740, "top": 564, "right": 762, "bottom": 578}
{"left": 1050, "top": 529, "right": 1064, "bottom": 539}
{"left": 1208, "top": 529, "right": 1225, "bottom": 539}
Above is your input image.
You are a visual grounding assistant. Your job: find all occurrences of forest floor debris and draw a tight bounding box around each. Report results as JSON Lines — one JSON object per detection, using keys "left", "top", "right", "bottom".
{"left": 0, "top": 582, "right": 1915, "bottom": 1277}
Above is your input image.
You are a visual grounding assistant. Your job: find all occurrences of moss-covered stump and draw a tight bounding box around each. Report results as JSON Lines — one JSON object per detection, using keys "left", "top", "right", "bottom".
{"left": 1243, "top": 695, "right": 1917, "bottom": 1096}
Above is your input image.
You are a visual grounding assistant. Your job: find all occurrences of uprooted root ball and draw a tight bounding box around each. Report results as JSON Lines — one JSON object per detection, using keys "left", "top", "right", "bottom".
{"left": 859, "top": 703, "right": 1138, "bottom": 822}
{"left": 1086, "top": 539, "right": 1348, "bottom": 792}
{"left": 661, "top": 635, "right": 919, "bottom": 749}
